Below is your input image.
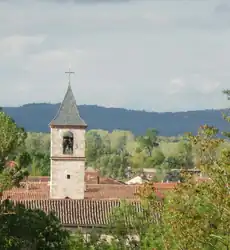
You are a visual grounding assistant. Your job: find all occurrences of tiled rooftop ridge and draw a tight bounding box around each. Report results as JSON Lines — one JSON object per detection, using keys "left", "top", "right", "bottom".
{"left": 0, "top": 199, "right": 143, "bottom": 227}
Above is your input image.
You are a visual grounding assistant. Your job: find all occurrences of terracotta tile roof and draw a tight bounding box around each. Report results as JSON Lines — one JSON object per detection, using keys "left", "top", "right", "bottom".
{"left": 2, "top": 191, "right": 49, "bottom": 200}
{"left": 27, "top": 176, "right": 50, "bottom": 182}
{"left": 2, "top": 182, "right": 49, "bottom": 200}
{"left": 100, "top": 177, "right": 125, "bottom": 185}
{"left": 26, "top": 174, "right": 125, "bottom": 185}
{"left": 1, "top": 182, "right": 176, "bottom": 201}
{"left": 86, "top": 176, "right": 125, "bottom": 185}
{"left": 153, "top": 182, "right": 178, "bottom": 190}
{"left": 27, "top": 175, "right": 99, "bottom": 183}
{"left": 0, "top": 183, "right": 177, "bottom": 227}
{"left": 3, "top": 199, "right": 142, "bottom": 227}
{"left": 85, "top": 184, "right": 137, "bottom": 200}
{"left": 85, "top": 172, "right": 99, "bottom": 183}
{"left": 2, "top": 183, "right": 138, "bottom": 201}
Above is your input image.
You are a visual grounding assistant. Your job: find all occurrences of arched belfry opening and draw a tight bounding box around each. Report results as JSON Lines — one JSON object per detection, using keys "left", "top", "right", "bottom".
{"left": 62, "top": 131, "right": 74, "bottom": 154}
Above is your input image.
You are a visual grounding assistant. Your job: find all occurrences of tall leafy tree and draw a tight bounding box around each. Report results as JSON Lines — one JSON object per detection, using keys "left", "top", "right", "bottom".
{"left": 0, "top": 111, "right": 26, "bottom": 168}
{"left": 86, "top": 131, "right": 110, "bottom": 165}
{"left": 164, "top": 125, "right": 230, "bottom": 250}
{"left": 0, "top": 111, "right": 28, "bottom": 191}
{"left": 138, "top": 128, "right": 159, "bottom": 156}
{"left": 222, "top": 89, "right": 230, "bottom": 138}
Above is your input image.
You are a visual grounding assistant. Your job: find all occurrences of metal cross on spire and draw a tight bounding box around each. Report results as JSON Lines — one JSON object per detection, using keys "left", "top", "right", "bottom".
{"left": 65, "top": 64, "right": 75, "bottom": 85}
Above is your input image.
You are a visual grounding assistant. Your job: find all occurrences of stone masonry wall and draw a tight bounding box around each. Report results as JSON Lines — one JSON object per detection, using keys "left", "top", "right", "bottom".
{"left": 50, "top": 159, "right": 85, "bottom": 199}
{"left": 51, "top": 127, "right": 85, "bottom": 158}
{"left": 50, "top": 127, "right": 85, "bottom": 199}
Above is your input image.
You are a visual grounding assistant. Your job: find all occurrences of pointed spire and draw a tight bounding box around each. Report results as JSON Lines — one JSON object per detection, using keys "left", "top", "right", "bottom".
{"left": 49, "top": 68, "right": 87, "bottom": 127}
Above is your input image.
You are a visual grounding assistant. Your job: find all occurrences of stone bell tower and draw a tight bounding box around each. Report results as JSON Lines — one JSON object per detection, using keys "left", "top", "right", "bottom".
{"left": 49, "top": 68, "right": 87, "bottom": 199}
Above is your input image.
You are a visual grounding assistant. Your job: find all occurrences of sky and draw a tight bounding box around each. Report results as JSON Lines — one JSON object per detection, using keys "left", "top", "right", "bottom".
{"left": 0, "top": 0, "right": 230, "bottom": 112}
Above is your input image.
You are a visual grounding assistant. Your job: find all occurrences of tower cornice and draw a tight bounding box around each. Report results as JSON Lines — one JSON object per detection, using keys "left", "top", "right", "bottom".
{"left": 50, "top": 124, "right": 87, "bottom": 129}
{"left": 50, "top": 156, "right": 86, "bottom": 161}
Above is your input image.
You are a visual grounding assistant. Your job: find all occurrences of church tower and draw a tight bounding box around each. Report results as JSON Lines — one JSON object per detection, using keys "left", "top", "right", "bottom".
{"left": 49, "top": 69, "right": 87, "bottom": 199}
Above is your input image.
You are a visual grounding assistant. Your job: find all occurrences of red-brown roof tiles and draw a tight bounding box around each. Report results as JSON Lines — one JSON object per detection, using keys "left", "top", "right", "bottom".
{"left": 85, "top": 184, "right": 137, "bottom": 200}
{"left": 153, "top": 182, "right": 178, "bottom": 190}
{"left": 2, "top": 183, "right": 137, "bottom": 201}
{"left": 26, "top": 176, "right": 50, "bottom": 182}
{"left": 26, "top": 175, "right": 125, "bottom": 185}
{"left": 3, "top": 199, "right": 142, "bottom": 227}
{"left": 86, "top": 176, "right": 125, "bottom": 185}
{"left": 0, "top": 182, "right": 174, "bottom": 227}
{"left": 1, "top": 182, "right": 177, "bottom": 201}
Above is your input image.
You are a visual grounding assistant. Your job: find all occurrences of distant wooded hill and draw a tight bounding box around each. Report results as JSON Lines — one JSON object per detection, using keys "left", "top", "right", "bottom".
{"left": 2, "top": 103, "right": 229, "bottom": 136}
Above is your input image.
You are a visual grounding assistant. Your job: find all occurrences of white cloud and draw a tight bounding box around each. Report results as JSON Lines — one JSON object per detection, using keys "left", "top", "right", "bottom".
{"left": 190, "top": 75, "right": 221, "bottom": 95}
{"left": 0, "top": 35, "right": 45, "bottom": 57}
{"left": 169, "top": 78, "right": 185, "bottom": 95}
{"left": 169, "top": 75, "right": 221, "bottom": 96}
{"left": 0, "top": 0, "right": 229, "bottom": 111}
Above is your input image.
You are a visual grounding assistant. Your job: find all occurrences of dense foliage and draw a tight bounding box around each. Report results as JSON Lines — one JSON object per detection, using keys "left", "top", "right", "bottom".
{"left": 67, "top": 124, "right": 230, "bottom": 250}
{"left": 0, "top": 200, "right": 69, "bottom": 250}
{"left": 0, "top": 111, "right": 29, "bottom": 191}
{"left": 0, "top": 110, "right": 69, "bottom": 249}
{"left": 0, "top": 90, "right": 230, "bottom": 249}
{"left": 20, "top": 129, "right": 196, "bottom": 181}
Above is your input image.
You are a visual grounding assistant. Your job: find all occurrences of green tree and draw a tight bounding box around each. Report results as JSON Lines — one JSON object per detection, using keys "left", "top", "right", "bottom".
{"left": 97, "top": 151, "right": 129, "bottom": 179}
{"left": 30, "top": 152, "right": 50, "bottom": 176}
{"left": 0, "top": 111, "right": 26, "bottom": 169}
{"left": 0, "top": 111, "right": 28, "bottom": 191}
{"left": 15, "top": 151, "right": 32, "bottom": 169}
{"left": 86, "top": 131, "right": 111, "bottom": 165}
{"left": 137, "top": 128, "right": 159, "bottom": 156}
{"left": 162, "top": 155, "right": 184, "bottom": 170}
{"left": 130, "top": 151, "right": 146, "bottom": 170}
{"left": 0, "top": 200, "right": 69, "bottom": 250}
{"left": 222, "top": 89, "right": 230, "bottom": 137}
{"left": 147, "top": 149, "right": 165, "bottom": 168}
{"left": 25, "top": 132, "right": 50, "bottom": 154}
{"left": 164, "top": 125, "right": 230, "bottom": 250}
{"left": 0, "top": 112, "right": 71, "bottom": 250}
{"left": 177, "top": 139, "right": 193, "bottom": 168}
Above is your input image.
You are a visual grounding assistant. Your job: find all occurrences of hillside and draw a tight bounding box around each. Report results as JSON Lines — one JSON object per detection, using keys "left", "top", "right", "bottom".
{"left": 2, "top": 103, "right": 229, "bottom": 136}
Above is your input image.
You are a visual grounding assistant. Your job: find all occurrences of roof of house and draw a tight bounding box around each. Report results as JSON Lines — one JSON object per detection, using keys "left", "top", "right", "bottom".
{"left": 86, "top": 176, "right": 125, "bottom": 185}
{"left": 49, "top": 84, "right": 87, "bottom": 127}
{"left": 27, "top": 176, "right": 50, "bottom": 182}
{"left": 0, "top": 182, "right": 176, "bottom": 227}
{"left": 3, "top": 199, "right": 142, "bottom": 227}
{"left": 1, "top": 183, "right": 137, "bottom": 201}
{"left": 1, "top": 182, "right": 177, "bottom": 201}
{"left": 27, "top": 175, "right": 125, "bottom": 185}
{"left": 85, "top": 184, "right": 138, "bottom": 199}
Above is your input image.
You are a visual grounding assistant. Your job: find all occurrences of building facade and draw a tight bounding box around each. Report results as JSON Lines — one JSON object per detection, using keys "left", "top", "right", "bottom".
{"left": 49, "top": 82, "right": 87, "bottom": 199}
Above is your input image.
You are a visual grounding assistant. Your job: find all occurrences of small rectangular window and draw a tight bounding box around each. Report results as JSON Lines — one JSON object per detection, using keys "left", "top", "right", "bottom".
{"left": 67, "top": 174, "right": 70, "bottom": 179}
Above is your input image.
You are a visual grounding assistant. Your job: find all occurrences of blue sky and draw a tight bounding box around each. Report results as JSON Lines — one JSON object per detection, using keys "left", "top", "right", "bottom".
{"left": 0, "top": 0, "right": 230, "bottom": 112}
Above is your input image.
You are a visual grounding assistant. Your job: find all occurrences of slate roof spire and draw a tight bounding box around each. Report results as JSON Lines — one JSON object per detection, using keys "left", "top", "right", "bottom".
{"left": 49, "top": 67, "right": 87, "bottom": 127}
